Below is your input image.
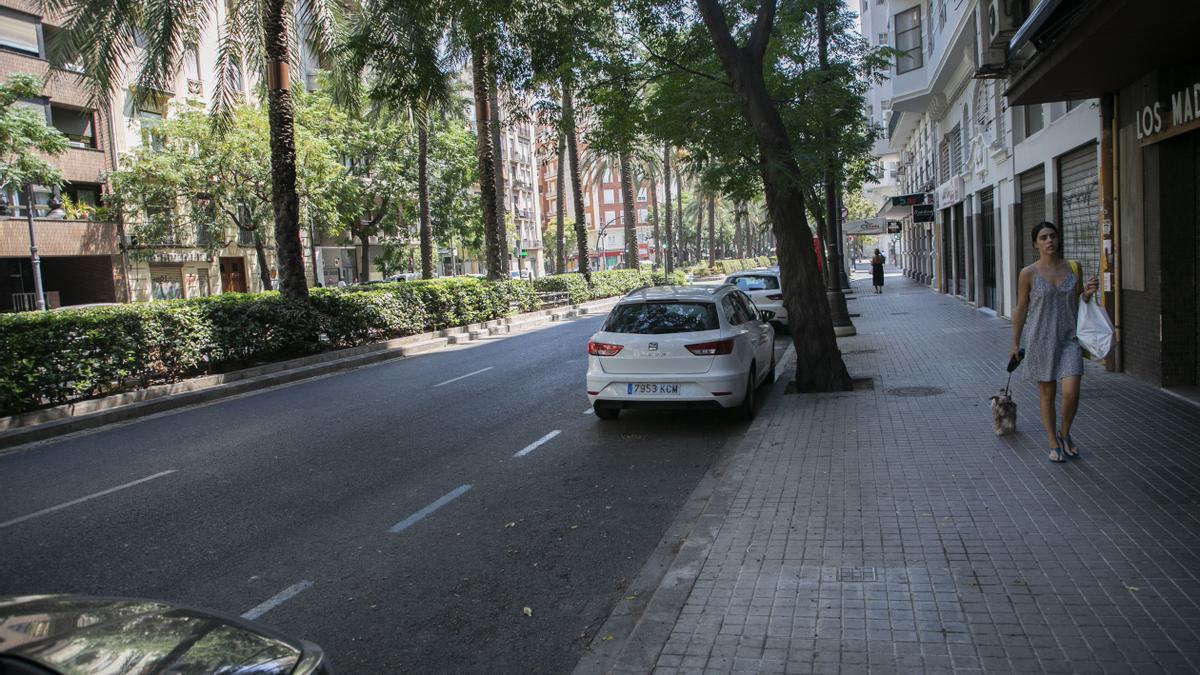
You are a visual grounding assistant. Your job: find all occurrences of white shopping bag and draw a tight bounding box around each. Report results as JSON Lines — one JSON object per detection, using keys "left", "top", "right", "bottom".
{"left": 1076, "top": 296, "right": 1114, "bottom": 360}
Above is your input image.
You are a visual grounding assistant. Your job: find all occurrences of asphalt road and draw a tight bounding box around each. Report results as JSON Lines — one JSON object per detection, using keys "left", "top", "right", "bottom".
{"left": 0, "top": 311, "right": 788, "bottom": 673}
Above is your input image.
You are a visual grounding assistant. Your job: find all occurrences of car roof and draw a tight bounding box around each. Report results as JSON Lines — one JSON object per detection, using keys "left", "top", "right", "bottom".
{"left": 618, "top": 284, "right": 735, "bottom": 303}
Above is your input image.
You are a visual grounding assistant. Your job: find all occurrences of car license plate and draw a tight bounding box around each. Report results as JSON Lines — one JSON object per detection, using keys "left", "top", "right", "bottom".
{"left": 628, "top": 383, "right": 680, "bottom": 395}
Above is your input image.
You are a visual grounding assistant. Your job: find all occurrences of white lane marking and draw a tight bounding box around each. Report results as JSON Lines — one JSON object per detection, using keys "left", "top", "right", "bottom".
{"left": 434, "top": 366, "right": 494, "bottom": 388}
{"left": 514, "top": 430, "right": 562, "bottom": 458}
{"left": 390, "top": 484, "right": 473, "bottom": 533}
{"left": 0, "top": 470, "right": 177, "bottom": 530}
{"left": 241, "top": 580, "right": 314, "bottom": 620}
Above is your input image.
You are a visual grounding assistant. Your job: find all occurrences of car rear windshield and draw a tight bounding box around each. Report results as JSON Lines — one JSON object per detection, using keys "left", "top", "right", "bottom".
{"left": 728, "top": 275, "right": 780, "bottom": 291}
{"left": 604, "top": 301, "right": 720, "bottom": 334}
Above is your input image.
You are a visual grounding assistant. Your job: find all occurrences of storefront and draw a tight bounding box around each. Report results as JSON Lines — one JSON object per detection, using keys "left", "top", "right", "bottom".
{"left": 1006, "top": 0, "right": 1200, "bottom": 389}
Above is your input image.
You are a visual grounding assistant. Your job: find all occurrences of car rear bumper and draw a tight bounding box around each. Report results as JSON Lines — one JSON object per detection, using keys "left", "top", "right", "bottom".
{"left": 587, "top": 371, "right": 749, "bottom": 409}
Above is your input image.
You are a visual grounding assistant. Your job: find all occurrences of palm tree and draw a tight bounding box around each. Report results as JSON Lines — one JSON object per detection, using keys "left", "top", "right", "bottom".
{"left": 51, "top": 0, "right": 340, "bottom": 300}
{"left": 562, "top": 82, "right": 590, "bottom": 280}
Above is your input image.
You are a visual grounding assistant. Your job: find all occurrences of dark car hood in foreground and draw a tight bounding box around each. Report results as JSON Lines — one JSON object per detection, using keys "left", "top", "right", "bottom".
{"left": 0, "top": 595, "right": 327, "bottom": 675}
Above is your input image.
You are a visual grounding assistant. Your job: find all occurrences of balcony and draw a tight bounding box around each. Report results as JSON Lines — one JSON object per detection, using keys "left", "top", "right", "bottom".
{"left": 0, "top": 218, "right": 120, "bottom": 257}
{"left": 890, "top": 1, "right": 975, "bottom": 114}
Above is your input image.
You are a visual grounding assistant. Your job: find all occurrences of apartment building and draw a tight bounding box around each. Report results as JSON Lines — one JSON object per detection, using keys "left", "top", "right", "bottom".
{"left": 1, "top": 0, "right": 124, "bottom": 310}
{"left": 864, "top": 0, "right": 1101, "bottom": 321}
{"left": 865, "top": 0, "right": 1200, "bottom": 392}
{"left": 1004, "top": 0, "right": 1200, "bottom": 391}
{"left": 534, "top": 124, "right": 660, "bottom": 272}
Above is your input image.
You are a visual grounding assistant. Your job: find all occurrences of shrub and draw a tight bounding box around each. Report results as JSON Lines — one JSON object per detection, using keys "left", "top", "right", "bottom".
{"left": 0, "top": 270, "right": 671, "bottom": 416}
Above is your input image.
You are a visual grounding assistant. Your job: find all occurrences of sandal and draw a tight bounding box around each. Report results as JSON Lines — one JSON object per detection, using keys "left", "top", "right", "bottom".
{"left": 1048, "top": 445, "right": 1066, "bottom": 463}
{"left": 1059, "top": 432, "right": 1079, "bottom": 459}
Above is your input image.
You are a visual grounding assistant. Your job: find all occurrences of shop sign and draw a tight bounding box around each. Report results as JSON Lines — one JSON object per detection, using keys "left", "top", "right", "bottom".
{"left": 887, "top": 221, "right": 902, "bottom": 234}
{"left": 913, "top": 210, "right": 935, "bottom": 223}
{"left": 148, "top": 252, "right": 210, "bottom": 264}
{"left": 890, "top": 193, "right": 928, "bottom": 207}
{"left": 1137, "top": 81, "right": 1200, "bottom": 145}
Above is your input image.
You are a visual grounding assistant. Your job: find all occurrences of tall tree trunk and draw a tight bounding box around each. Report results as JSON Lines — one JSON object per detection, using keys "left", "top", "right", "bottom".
{"left": 263, "top": 0, "right": 306, "bottom": 300}
{"left": 555, "top": 129, "right": 566, "bottom": 274}
{"left": 489, "top": 70, "right": 508, "bottom": 274}
{"left": 619, "top": 150, "right": 637, "bottom": 269}
{"left": 662, "top": 145, "right": 674, "bottom": 274}
{"left": 707, "top": 196, "right": 716, "bottom": 267}
{"left": 360, "top": 230, "right": 370, "bottom": 282}
{"left": 695, "top": 195, "right": 703, "bottom": 266}
{"left": 562, "top": 84, "right": 590, "bottom": 281}
{"left": 676, "top": 173, "right": 684, "bottom": 265}
{"left": 733, "top": 203, "right": 743, "bottom": 258}
{"left": 818, "top": 2, "right": 841, "bottom": 292}
{"left": 695, "top": 0, "right": 851, "bottom": 392}
{"left": 253, "top": 231, "right": 273, "bottom": 291}
{"left": 649, "top": 175, "right": 660, "bottom": 271}
{"left": 470, "top": 40, "right": 502, "bottom": 279}
{"left": 418, "top": 110, "right": 433, "bottom": 279}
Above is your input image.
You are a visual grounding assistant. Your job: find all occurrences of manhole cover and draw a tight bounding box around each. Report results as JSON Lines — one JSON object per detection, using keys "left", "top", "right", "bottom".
{"left": 887, "top": 386, "right": 945, "bottom": 397}
{"left": 837, "top": 567, "right": 877, "bottom": 582}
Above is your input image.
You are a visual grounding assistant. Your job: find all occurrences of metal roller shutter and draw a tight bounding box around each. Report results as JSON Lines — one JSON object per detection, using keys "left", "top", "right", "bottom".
{"left": 1019, "top": 167, "right": 1045, "bottom": 268}
{"left": 980, "top": 188, "right": 997, "bottom": 310}
{"left": 1058, "top": 143, "right": 1101, "bottom": 278}
{"left": 149, "top": 265, "right": 184, "bottom": 300}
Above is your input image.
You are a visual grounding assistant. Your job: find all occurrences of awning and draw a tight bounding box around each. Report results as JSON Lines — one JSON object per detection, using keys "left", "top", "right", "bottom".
{"left": 875, "top": 200, "right": 910, "bottom": 219}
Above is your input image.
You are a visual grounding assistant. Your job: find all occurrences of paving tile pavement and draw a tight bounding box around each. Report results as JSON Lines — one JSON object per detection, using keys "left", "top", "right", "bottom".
{"left": 651, "top": 269, "right": 1200, "bottom": 674}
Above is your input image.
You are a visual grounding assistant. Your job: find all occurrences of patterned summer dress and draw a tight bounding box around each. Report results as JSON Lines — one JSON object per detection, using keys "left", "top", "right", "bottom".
{"left": 1022, "top": 269, "right": 1083, "bottom": 382}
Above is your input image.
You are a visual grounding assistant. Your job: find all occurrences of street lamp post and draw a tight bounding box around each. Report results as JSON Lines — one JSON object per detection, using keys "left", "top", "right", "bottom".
{"left": 24, "top": 183, "right": 46, "bottom": 311}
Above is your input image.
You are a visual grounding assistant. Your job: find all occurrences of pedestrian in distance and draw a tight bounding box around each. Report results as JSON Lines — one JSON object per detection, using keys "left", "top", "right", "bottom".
{"left": 1010, "top": 221, "right": 1099, "bottom": 463}
{"left": 870, "top": 249, "right": 886, "bottom": 293}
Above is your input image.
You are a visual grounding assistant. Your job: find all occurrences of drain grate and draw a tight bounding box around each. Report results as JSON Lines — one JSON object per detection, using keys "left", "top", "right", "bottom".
{"left": 887, "top": 386, "right": 945, "bottom": 397}
{"left": 837, "top": 567, "right": 877, "bottom": 582}
{"left": 842, "top": 349, "right": 877, "bottom": 355}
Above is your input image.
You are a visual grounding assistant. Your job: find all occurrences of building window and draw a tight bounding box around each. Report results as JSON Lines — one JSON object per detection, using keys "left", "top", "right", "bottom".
{"left": 895, "top": 8, "right": 923, "bottom": 73}
{"left": 51, "top": 106, "right": 97, "bottom": 149}
{"left": 638, "top": 208, "right": 648, "bottom": 224}
{"left": 183, "top": 43, "right": 201, "bottom": 82}
{"left": 636, "top": 187, "right": 647, "bottom": 202}
{"left": 1024, "top": 104, "right": 1045, "bottom": 137}
{"left": 950, "top": 124, "right": 962, "bottom": 175}
{"left": 0, "top": 9, "right": 41, "bottom": 56}
{"left": 938, "top": 138, "right": 949, "bottom": 184}
{"left": 878, "top": 32, "right": 888, "bottom": 46}
{"left": 603, "top": 189, "right": 615, "bottom": 204}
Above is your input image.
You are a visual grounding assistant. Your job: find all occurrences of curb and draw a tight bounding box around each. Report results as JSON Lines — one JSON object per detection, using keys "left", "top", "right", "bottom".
{"left": 572, "top": 345, "right": 794, "bottom": 674}
{"left": 0, "top": 297, "right": 619, "bottom": 452}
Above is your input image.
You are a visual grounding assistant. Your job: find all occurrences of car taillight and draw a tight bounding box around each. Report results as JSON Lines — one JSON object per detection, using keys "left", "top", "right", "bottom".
{"left": 686, "top": 339, "right": 735, "bottom": 356}
{"left": 588, "top": 340, "right": 624, "bottom": 356}
{"left": 766, "top": 293, "right": 783, "bottom": 301}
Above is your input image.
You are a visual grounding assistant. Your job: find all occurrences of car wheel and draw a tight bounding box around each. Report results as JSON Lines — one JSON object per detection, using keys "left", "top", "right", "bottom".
{"left": 594, "top": 404, "right": 620, "bottom": 420}
{"left": 736, "top": 367, "right": 756, "bottom": 421}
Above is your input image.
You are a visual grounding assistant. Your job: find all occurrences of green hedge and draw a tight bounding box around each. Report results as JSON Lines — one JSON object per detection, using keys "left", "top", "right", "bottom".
{"left": 0, "top": 273, "right": 676, "bottom": 416}
{"left": 0, "top": 277, "right": 540, "bottom": 415}
{"left": 532, "top": 269, "right": 685, "bottom": 304}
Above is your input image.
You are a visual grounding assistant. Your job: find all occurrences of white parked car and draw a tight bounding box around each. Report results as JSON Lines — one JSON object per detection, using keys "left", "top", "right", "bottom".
{"left": 723, "top": 269, "right": 788, "bottom": 331}
{"left": 586, "top": 285, "right": 776, "bottom": 421}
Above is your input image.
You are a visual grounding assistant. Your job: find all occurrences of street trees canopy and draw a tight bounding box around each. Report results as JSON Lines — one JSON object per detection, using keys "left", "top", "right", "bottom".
{"left": 600, "top": 0, "right": 889, "bottom": 391}
{"left": 0, "top": 74, "right": 68, "bottom": 201}
{"left": 48, "top": 0, "right": 343, "bottom": 300}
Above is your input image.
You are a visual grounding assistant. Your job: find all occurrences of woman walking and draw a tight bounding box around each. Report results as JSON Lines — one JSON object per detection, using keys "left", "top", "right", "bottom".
{"left": 870, "top": 249, "right": 886, "bottom": 293}
{"left": 1011, "top": 221, "right": 1099, "bottom": 463}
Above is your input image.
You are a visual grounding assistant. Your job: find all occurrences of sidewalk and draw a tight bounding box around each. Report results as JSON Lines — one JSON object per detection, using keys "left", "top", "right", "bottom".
{"left": 593, "top": 268, "right": 1200, "bottom": 674}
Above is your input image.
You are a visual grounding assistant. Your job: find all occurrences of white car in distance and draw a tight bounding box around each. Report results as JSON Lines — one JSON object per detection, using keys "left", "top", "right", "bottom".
{"left": 723, "top": 269, "right": 788, "bottom": 332}
{"left": 586, "top": 285, "right": 776, "bottom": 421}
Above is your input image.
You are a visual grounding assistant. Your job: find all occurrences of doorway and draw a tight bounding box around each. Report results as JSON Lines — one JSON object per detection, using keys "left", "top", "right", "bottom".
{"left": 220, "top": 256, "right": 247, "bottom": 293}
{"left": 980, "top": 187, "right": 997, "bottom": 310}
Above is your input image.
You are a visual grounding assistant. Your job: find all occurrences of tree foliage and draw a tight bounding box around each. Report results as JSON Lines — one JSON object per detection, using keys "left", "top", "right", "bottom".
{"left": 0, "top": 74, "right": 68, "bottom": 196}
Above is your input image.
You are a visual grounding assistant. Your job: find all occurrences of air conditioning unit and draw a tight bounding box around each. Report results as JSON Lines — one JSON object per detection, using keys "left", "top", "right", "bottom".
{"left": 974, "top": 1, "right": 1009, "bottom": 77}
{"left": 985, "top": 0, "right": 1024, "bottom": 49}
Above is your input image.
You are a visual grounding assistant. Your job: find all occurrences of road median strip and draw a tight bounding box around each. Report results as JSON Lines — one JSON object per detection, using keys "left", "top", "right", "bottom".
{"left": 0, "top": 298, "right": 620, "bottom": 452}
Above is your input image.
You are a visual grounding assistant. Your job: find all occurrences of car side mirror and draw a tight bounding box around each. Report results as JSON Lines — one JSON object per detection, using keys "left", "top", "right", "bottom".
{"left": 759, "top": 310, "right": 775, "bottom": 322}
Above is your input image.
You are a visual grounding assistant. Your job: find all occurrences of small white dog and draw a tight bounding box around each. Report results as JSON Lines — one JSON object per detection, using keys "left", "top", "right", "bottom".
{"left": 989, "top": 388, "right": 1017, "bottom": 436}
